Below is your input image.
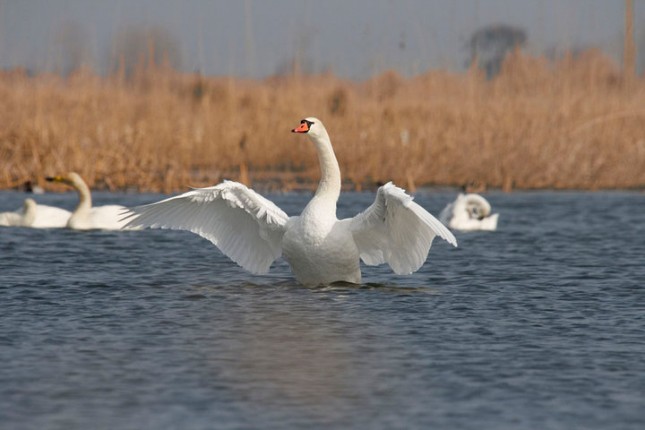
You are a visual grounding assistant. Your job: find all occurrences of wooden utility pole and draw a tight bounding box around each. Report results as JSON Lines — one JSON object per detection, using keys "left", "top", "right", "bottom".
{"left": 624, "top": 0, "right": 635, "bottom": 79}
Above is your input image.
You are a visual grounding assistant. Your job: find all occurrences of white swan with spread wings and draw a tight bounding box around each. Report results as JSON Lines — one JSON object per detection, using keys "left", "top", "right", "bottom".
{"left": 123, "top": 117, "right": 457, "bottom": 285}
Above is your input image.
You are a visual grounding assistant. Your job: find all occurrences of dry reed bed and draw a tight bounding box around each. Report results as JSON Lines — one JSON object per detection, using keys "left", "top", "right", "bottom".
{"left": 1, "top": 51, "right": 644, "bottom": 193}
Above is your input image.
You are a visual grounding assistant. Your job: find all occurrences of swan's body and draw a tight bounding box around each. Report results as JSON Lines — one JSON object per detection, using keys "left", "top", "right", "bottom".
{"left": 440, "top": 193, "right": 499, "bottom": 231}
{"left": 123, "top": 117, "right": 457, "bottom": 285}
{"left": 0, "top": 199, "right": 36, "bottom": 227}
{"left": 46, "top": 172, "right": 130, "bottom": 230}
{"left": 30, "top": 202, "right": 71, "bottom": 228}
{"left": 0, "top": 198, "right": 71, "bottom": 228}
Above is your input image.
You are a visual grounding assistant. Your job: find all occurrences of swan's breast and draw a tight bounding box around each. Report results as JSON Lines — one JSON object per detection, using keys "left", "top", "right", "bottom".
{"left": 283, "top": 215, "right": 331, "bottom": 253}
{"left": 282, "top": 218, "right": 361, "bottom": 285}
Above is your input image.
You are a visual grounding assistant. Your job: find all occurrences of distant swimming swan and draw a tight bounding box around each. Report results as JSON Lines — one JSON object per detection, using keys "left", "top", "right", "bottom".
{"left": 440, "top": 193, "right": 499, "bottom": 231}
{"left": 123, "top": 117, "right": 457, "bottom": 286}
{"left": 0, "top": 198, "right": 36, "bottom": 227}
{"left": 46, "top": 172, "right": 130, "bottom": 230}
{"left": 0, "top": 198, "right": 71, "bottom": 228}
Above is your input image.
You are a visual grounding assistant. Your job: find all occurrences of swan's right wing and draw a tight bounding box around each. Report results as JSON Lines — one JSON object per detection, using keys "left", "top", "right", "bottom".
{"left": 349, "top": 182, "right": 457, "bottom": 275}
{"left": 122, "top": 181, "right": 289, "bottom": 274}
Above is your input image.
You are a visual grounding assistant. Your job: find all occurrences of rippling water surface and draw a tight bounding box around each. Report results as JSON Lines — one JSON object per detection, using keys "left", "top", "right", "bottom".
{"left": 1, "top": 189, "right": 644, "bottom": 430}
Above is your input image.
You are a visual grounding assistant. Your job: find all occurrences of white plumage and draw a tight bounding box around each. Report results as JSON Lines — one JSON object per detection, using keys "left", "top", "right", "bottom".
{"left": 125, "top": 181, "right": 288, "bottom": 274}
{"left": 0, "top": 198, "right": 71, "bottom": 228}
{"left": 0, "top": 198, "right": 35, "bottom": 227}
{"left": 440, "top": 193, "right": 499, "bottom": 231}
{"left": 123, "top": 117, "right": 457, "bottom": 285}
{"left": 46, "top": 172, "right": 132, "bottom": 230}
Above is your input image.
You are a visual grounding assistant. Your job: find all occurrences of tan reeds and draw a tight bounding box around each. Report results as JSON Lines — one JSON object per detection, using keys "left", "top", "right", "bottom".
{"left": 1, "top": 50, "right": 644, "bottom": 193}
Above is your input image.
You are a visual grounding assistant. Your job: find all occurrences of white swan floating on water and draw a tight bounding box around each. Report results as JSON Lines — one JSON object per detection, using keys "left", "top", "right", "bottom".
{"left": 46, "top": 172, "right": 131, "bottom": 230}
{"left": 123, "top": 117, "right": 457, "bottom": 285}
{"left": 439, "top": 193, "right": 499, "bottom": 231}
{"left": 0, "top": 198, "right": 71, "bottom": 228}
{"left": 0, "top": 199, "right": 36, "bottom": 227}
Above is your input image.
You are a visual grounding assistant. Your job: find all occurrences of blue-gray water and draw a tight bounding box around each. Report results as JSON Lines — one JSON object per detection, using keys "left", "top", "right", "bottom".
{"left": 1, "top": 189, "right": 644, "bottom": 430}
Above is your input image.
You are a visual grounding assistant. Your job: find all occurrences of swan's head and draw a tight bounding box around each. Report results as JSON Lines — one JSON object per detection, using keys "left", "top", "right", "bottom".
{"left": 23, "top": 198, "right": 37, "bottom": 212}
{"left": 46, "top": 172, "right": 83, "bottom": 187}
{"left": 291, "top": 117, "right": 328, "bottom": 140}
{"left": 463, "top": 193, "right": 492, "bottom": 220}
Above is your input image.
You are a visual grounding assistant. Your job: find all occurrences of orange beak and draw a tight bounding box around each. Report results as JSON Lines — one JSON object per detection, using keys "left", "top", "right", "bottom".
{"left": 291, "top": 122, "right": 309, "bottom": 133}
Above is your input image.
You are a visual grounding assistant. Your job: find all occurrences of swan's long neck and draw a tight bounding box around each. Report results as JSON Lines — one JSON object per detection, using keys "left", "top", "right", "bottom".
{"left": 310, "top": 130, "right": 341, "bottom": 202}
{"left": 72, "top": 177, "right": 92, "bottom": 214}
{"left": 22, "top": 199, "right": 36, "bottom": 226}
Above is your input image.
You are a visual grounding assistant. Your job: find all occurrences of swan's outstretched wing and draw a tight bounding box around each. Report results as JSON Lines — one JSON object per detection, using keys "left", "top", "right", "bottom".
{"left": 122, "top": 181, "right": 290, "bottom": 274}
{"left": 349, "top": 182, "right": 457, "bottom": 275}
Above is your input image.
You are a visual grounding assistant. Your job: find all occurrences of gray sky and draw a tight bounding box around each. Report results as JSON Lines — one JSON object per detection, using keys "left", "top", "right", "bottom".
{"left": 0, "top": 0, "right": 642, "bottom": 79}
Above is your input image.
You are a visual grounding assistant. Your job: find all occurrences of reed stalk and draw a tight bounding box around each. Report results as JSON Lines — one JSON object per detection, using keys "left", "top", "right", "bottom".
{"left": 1, "top": 50, "right": 643, "bottom": 192}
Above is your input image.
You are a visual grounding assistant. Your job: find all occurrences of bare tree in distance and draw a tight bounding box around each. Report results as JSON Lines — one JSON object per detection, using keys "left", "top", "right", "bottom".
{"left": 468, "top": 24, "right": 527, "bottom": 78}
{"left": 109, "top": 26, "right": 182, "bottom": 77}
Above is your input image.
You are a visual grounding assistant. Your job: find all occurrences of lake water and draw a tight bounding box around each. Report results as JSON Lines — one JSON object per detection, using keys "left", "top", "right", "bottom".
{"left": 1, "top": 189, "right": 644, "bottom": 430}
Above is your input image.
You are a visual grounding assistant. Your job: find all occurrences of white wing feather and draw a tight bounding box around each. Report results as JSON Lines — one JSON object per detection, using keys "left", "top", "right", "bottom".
{"left": 349, "top": 182, "right": 457, "bottom": 275}
{"left": 122, "top": 181, "right": 289, "bottom": 274}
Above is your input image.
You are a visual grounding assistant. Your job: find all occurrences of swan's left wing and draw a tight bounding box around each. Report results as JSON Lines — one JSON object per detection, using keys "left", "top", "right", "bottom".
{"left": 122, "top": 181, "right": 289, "bottom": 274}
{"left": 349, "top": 182, "right": 457, "bottom": 275}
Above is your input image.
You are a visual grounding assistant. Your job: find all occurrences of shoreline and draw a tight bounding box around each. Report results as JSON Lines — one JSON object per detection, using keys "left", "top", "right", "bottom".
{"left": 1, "top": 50, "right": 644, "bottom": 193}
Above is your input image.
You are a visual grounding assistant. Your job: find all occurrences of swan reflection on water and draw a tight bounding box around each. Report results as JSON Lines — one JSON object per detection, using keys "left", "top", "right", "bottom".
{"left": 229, "top": 314, "right": 353, "bottom": 396}
{"left": 181, "top": 279, "right": 438, "bottom": 416}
